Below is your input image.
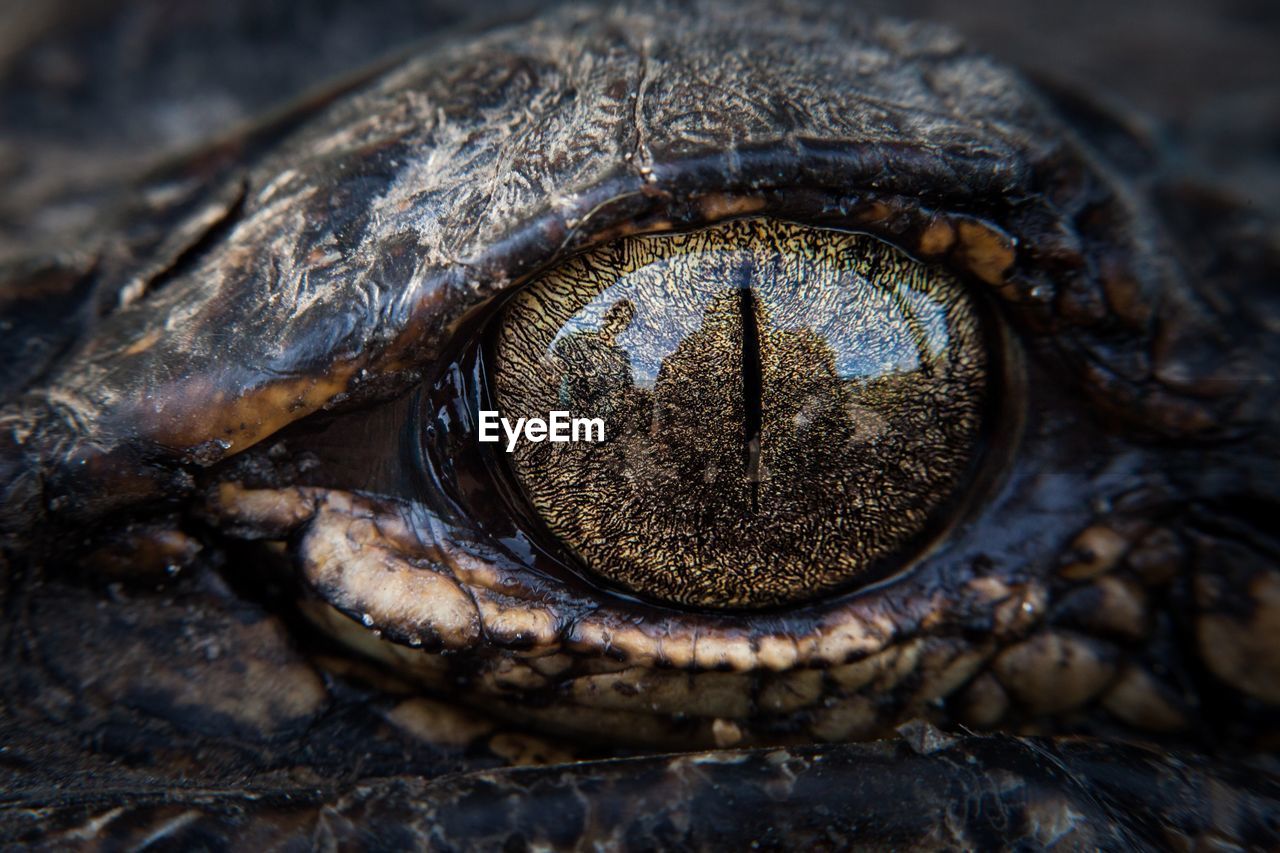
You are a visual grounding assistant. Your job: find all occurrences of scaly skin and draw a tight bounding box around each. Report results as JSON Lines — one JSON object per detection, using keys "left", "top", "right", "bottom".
{"left": 1, "top": 1, "right": 1278, "bottom": 848}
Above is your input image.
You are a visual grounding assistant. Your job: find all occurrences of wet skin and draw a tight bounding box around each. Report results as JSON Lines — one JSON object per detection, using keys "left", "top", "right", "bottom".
{"left": 1, "top": 0, "right": 1279, "bottom": 848}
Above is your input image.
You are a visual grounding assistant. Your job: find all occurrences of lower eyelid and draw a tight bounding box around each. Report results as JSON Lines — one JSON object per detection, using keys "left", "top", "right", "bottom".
{"left": 202, "top": 458, "right": 1057, "bottom": 748}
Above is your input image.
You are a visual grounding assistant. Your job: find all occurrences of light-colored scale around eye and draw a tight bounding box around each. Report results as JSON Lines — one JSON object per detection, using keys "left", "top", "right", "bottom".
{"left": 493, "top": 217, "right": 988, "bottom": 609}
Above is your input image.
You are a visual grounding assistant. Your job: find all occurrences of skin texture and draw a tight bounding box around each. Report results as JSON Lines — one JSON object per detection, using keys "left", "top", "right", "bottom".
{"left": 1, "top": 0, "right": 1279, "bottom": 848}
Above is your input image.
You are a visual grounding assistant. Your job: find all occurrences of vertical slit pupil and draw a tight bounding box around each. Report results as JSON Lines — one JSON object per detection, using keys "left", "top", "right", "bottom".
{"left": 738, "top": 278, "right": 764, "bottom": 513}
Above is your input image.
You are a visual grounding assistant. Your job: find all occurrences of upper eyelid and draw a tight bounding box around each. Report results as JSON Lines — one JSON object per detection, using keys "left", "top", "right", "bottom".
{"left": 0, "top": 4, "right": 1231, "bottom": 531}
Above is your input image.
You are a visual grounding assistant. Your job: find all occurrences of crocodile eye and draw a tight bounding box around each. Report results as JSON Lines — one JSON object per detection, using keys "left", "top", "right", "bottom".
{"left": 488, "top": 218, "right": 990, "bottom": 608}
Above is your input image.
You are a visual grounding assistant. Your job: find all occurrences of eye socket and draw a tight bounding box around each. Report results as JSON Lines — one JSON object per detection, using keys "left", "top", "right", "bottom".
{"left": 484, "top": 218, "right": 991, "bottom": 609}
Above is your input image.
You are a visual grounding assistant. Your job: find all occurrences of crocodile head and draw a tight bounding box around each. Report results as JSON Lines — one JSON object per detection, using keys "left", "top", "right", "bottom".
{"left": 1, "top": 1, "right": 1278, "bottom": 847}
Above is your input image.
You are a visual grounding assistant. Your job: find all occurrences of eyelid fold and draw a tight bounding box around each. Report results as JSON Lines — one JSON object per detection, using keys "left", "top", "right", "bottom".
{"left": 0, "top": 0, "right": 1253, "bottom": 538}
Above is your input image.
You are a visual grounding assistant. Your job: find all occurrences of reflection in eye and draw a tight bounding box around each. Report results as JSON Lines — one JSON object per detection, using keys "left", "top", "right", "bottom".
{"left": 492, "top": 219, "right": 991, "bottom": 608}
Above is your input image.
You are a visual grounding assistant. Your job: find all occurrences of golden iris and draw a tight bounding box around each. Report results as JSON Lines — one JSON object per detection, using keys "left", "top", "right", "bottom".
{"left": 492, "top": 218, "right": 988, "bottom": 609}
